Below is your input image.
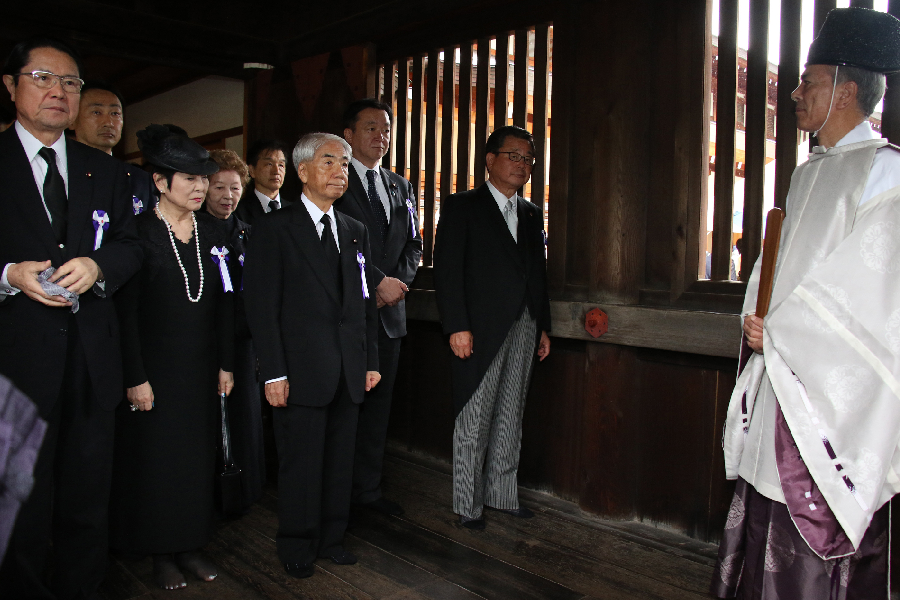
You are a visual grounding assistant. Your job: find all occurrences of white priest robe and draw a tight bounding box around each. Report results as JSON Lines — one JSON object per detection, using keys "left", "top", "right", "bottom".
{"left": 724, "top": 121, "right": 900, "bottom": 556}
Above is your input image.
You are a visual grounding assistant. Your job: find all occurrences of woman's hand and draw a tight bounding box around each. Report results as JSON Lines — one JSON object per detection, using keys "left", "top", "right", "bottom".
{"left": 127, "top": 381, "right": 154, "bottom": 411}
{"left": 219, "top": 369, "right": 234, "bottom": 397}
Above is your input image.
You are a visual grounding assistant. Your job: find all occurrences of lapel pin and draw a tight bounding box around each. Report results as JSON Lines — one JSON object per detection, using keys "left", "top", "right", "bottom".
{"left": 86, "top": 172, "right": 92, "bottom": 177}
{"left": 352, "top": 238, "right": 358, "bottom": 244}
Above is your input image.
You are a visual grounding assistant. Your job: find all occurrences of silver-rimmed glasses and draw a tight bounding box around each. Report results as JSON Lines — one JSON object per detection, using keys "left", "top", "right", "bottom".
{"left": 16, "top": 70, "right": 84, "bottom": 94}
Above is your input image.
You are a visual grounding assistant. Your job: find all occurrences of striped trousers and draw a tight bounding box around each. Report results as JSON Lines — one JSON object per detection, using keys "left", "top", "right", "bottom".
{"left": 453, "top": 308, "right": 537, "bottom": 519}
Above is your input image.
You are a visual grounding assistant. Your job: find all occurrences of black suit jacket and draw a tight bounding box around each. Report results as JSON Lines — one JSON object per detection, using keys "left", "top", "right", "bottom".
{"left": 234, "top": 180, "right": 291, "bottom": 225}
{"left": 124, "top": 162, "right": 156, "bottom": 215}
{"left": 334, "top": 166, "right": 422, "bottom": 338}
{"left": 243, "top": 201, "right": 378, "bottom": 407}
{"left": 433, "top": 183, "right": 551, "bottom": 415}
{"left": 0, "top": 127, "right": 142, "bottom": 417}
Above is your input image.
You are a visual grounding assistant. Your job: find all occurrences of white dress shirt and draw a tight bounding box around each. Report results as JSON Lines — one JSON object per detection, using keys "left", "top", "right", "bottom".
{"left": 265, "top": 194, "right": 340, "bottom": 385}
{"left": 1, "top": 122, "right": 69, "bottom": 297}
{"left": 351, "top": 157, "right": 391, "bottom": 223}
{"left": 255, "top": 187, "right": 282, "bottom": 213}
{"left": 487, "top": 180, "right": 518, "bottom": 242}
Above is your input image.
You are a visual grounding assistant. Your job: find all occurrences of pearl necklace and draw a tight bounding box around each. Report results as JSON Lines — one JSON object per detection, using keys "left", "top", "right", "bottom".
{"left": 155, "top": 206, "right": 204, "bottom": 303}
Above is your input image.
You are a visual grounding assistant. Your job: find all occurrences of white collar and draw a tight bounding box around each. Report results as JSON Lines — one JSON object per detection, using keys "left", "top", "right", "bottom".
{"left": 300, "top": 193, "right": 336, "bottom": 224}
{"left": 16, "top": 121, "right": 67, "bottom": 174}
{"left": 486, "top": 180, "right": 516, "bottom": 212}
{"left": 254, "top": 187, "right": 280, "bottom": 207}
{"left": 834, "top": 121, "right": 881, "bottom": 148}
{"left": 351, "top": 156, "right": 381, "bottom": 183}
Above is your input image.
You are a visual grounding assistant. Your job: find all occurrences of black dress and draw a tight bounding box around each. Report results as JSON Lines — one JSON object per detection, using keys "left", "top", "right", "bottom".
{"left": 110, "top": 210, "right": 234, "bottom": 554}
{"left": 198, "top": 211, "right": 265, "bottom": 510}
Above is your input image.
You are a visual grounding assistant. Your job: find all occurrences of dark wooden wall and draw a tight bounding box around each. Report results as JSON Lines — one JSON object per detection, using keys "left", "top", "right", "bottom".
{"left": 240, "top": 0, "right": 742, "bottom": 543}
{"left": 394, "top": 0, "right": 742, "bottom": 542}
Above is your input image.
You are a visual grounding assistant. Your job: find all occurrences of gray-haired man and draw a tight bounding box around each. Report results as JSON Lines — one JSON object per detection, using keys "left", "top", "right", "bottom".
{"left": 243, "top": 132, "right": 379, "bottom": 579}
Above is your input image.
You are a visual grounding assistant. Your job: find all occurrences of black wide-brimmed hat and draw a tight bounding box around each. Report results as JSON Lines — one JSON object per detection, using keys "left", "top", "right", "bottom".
{"left": 807, "top": 7, "right": 900, "bottom": 73}
{"left": 136, "top": 124, "right": 219, "bottom": 175}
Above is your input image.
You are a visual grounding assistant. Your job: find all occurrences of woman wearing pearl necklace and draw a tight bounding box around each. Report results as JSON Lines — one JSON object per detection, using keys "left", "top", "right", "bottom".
{"left": 109, "top": 124, "right": 234, "bottom": 590}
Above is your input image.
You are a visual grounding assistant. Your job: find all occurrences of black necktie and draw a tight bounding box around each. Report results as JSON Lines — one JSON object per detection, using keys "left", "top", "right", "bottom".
{"left": 268, "top": 199, "right": 280, "bottom": 212}
{"left": 365, "top": 169, "right": 388, "bottom": 242}
{"left": 320, "top": 214, "right": 342, "bottom": 294}
{"left": 38, "top": 147, "right": 67, "bottom": 244}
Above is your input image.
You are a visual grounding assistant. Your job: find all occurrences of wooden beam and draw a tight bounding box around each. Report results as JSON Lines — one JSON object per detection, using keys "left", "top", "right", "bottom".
{"left": 494, "top": 33, "right": 510, "bottom": 129}
{"left": 424, "top": 49, "right": 440, "bottom": 266}
{"left": 457, "top": 43, "right": 473, "bottom": 193}
{"left": 383, "top": 61, "right": 398, "bottom": 171}
{"left": 775, "top": 0, "right": 802, "bottom": 211}
{"left": 711, "top": 0, "right": 738, "bottom": 281}
{"left": 741, "top": 0, "right": 769, "bottom": 279}
{"left": 440, "top": 48, "right": 457, "bottom": 202}
{"left": 405, "top": 291, "right": 742, "bottom": 358}
{"left": 396, "top": 60, "right": 411, "bottom": 181}
{"left": 531, "top": 25, "right": 551, "bottom": 219}
{"left": 512, "top": 29, "right": 529, "bottom": 129}
{"left": 410, "top": 55, "right": 425, "bottom": 218}
{"left": 474, "top": 37, "right": 491, "bottom": 187}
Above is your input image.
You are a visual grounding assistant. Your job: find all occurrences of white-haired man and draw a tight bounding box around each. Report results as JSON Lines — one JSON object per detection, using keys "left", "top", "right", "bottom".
{"left": 243, "top": 132, "right": 380, "bottom": 579}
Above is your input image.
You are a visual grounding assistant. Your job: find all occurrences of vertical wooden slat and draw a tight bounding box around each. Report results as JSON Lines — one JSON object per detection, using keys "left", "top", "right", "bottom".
{"left": 457, "top": 43, "right": 473, "bottom": 192}
{"left": 742, "top": 0, "right": 770, "bottom": 274}
{"left": 711, "top": 0, "right": 739, "bottom": 281}
{"left": 513, "top": 28, "right": 529, "bottom": 129}
{"left": 774, "top": 0, "right": 802, "bottom": 211}
{"left": 396, "top": 59, "right": 410, "bottom": 180}
{"left": 383, "top": 61, "right": 398, "bottom": 171}
{"left": 850, "top": 0, "right": 874, "bottom": 7}
{"left": 474, "top": 37, "right": 491, "bottom": 187}
{"left": 423, "top": 49, "right": 439, "bottom": 266}
{"left": 440, "top": 48, "right": 457, "bottom": 202}
{"left": 811, "top": 0, "right": 837, "bottom": 150}
{"left": 410, "top": 54, "right": 425, "bottom": 246}
{"left": 532, "top": 25, "right": 550, "bottom": 220}
{"left": 884, "top": 1, "right": 900, "bottom": 144}
{"left": 494, "top": 33, "right": 510, "bottom": 129}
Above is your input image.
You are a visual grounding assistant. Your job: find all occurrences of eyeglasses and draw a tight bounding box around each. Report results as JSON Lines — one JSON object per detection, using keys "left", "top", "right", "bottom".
{"left": 496, "top": 151, "right": 536, "bottom": 167}
{"left": 16, "top": 70, "right": 84, "bottom": 94}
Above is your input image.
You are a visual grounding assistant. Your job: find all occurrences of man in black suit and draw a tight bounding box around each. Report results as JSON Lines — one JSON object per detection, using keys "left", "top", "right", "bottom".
{"left": 243, "top": 132, "right": 380, "bottom": 578}
{"left": 334, "top": 98, "right": 421, "bottom": 516}
{"left": 0, "top": 38, "right": 141, "bottom": 598}
{"left": 70, "top": 80, "right": 156, "bottom": 215}
{"left": 234, "top": 139, "right": 289, "bottom": 224}
{"left": 433, "top": 125, "right": 551, "bottom": 530}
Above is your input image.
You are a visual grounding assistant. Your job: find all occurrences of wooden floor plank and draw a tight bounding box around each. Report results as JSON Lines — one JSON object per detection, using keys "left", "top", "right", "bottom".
{"left": 378, "top": 454, "right": 713, "bottom": 599}
{"left": 209, "top": 515, "right": 372, "bottom": 600}
{"left": 347, "top": 509, "right": 583, "bottom": 600}
{"left": 101, "top": 445, "right": 718, "bottom": 600}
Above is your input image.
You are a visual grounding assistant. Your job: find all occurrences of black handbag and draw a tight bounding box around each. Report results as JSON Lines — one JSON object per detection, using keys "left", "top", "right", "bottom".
{"left": 215, "top": 392, "right": 244, "bottom": 517}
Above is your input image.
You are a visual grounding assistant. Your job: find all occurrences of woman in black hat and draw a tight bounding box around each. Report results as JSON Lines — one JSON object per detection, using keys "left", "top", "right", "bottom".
{"left": 109, "top": 124, "right": 234, "bottom": 590}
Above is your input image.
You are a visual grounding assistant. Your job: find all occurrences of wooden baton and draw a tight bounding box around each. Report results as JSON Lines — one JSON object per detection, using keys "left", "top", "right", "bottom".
{"left": 755, "top": 207, "right": 785, "bottom": 319}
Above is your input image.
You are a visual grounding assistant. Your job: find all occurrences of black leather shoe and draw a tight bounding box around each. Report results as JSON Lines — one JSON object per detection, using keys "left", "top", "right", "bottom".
{"left": 361, "top": 497, "right": 404, "bottom": 516}
{"left": 284, "top": 562, "right": 315, "bottom": 578}
{"left": 459, "top": 515, "right": 486, "bottom": 530}
{"left": 320, "top": 548, "right": 357, "bottom": 565}
{"left": 485, "top": 505, "right": 535, "bottom": 518}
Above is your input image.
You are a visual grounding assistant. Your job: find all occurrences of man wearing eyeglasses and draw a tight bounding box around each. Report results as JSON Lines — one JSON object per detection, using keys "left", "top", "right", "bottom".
{"left": 0, "top": 37, "right": 141, "bottom": 599}
{"left": 433, "top": 125, "right": 551, "bottom": 530}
